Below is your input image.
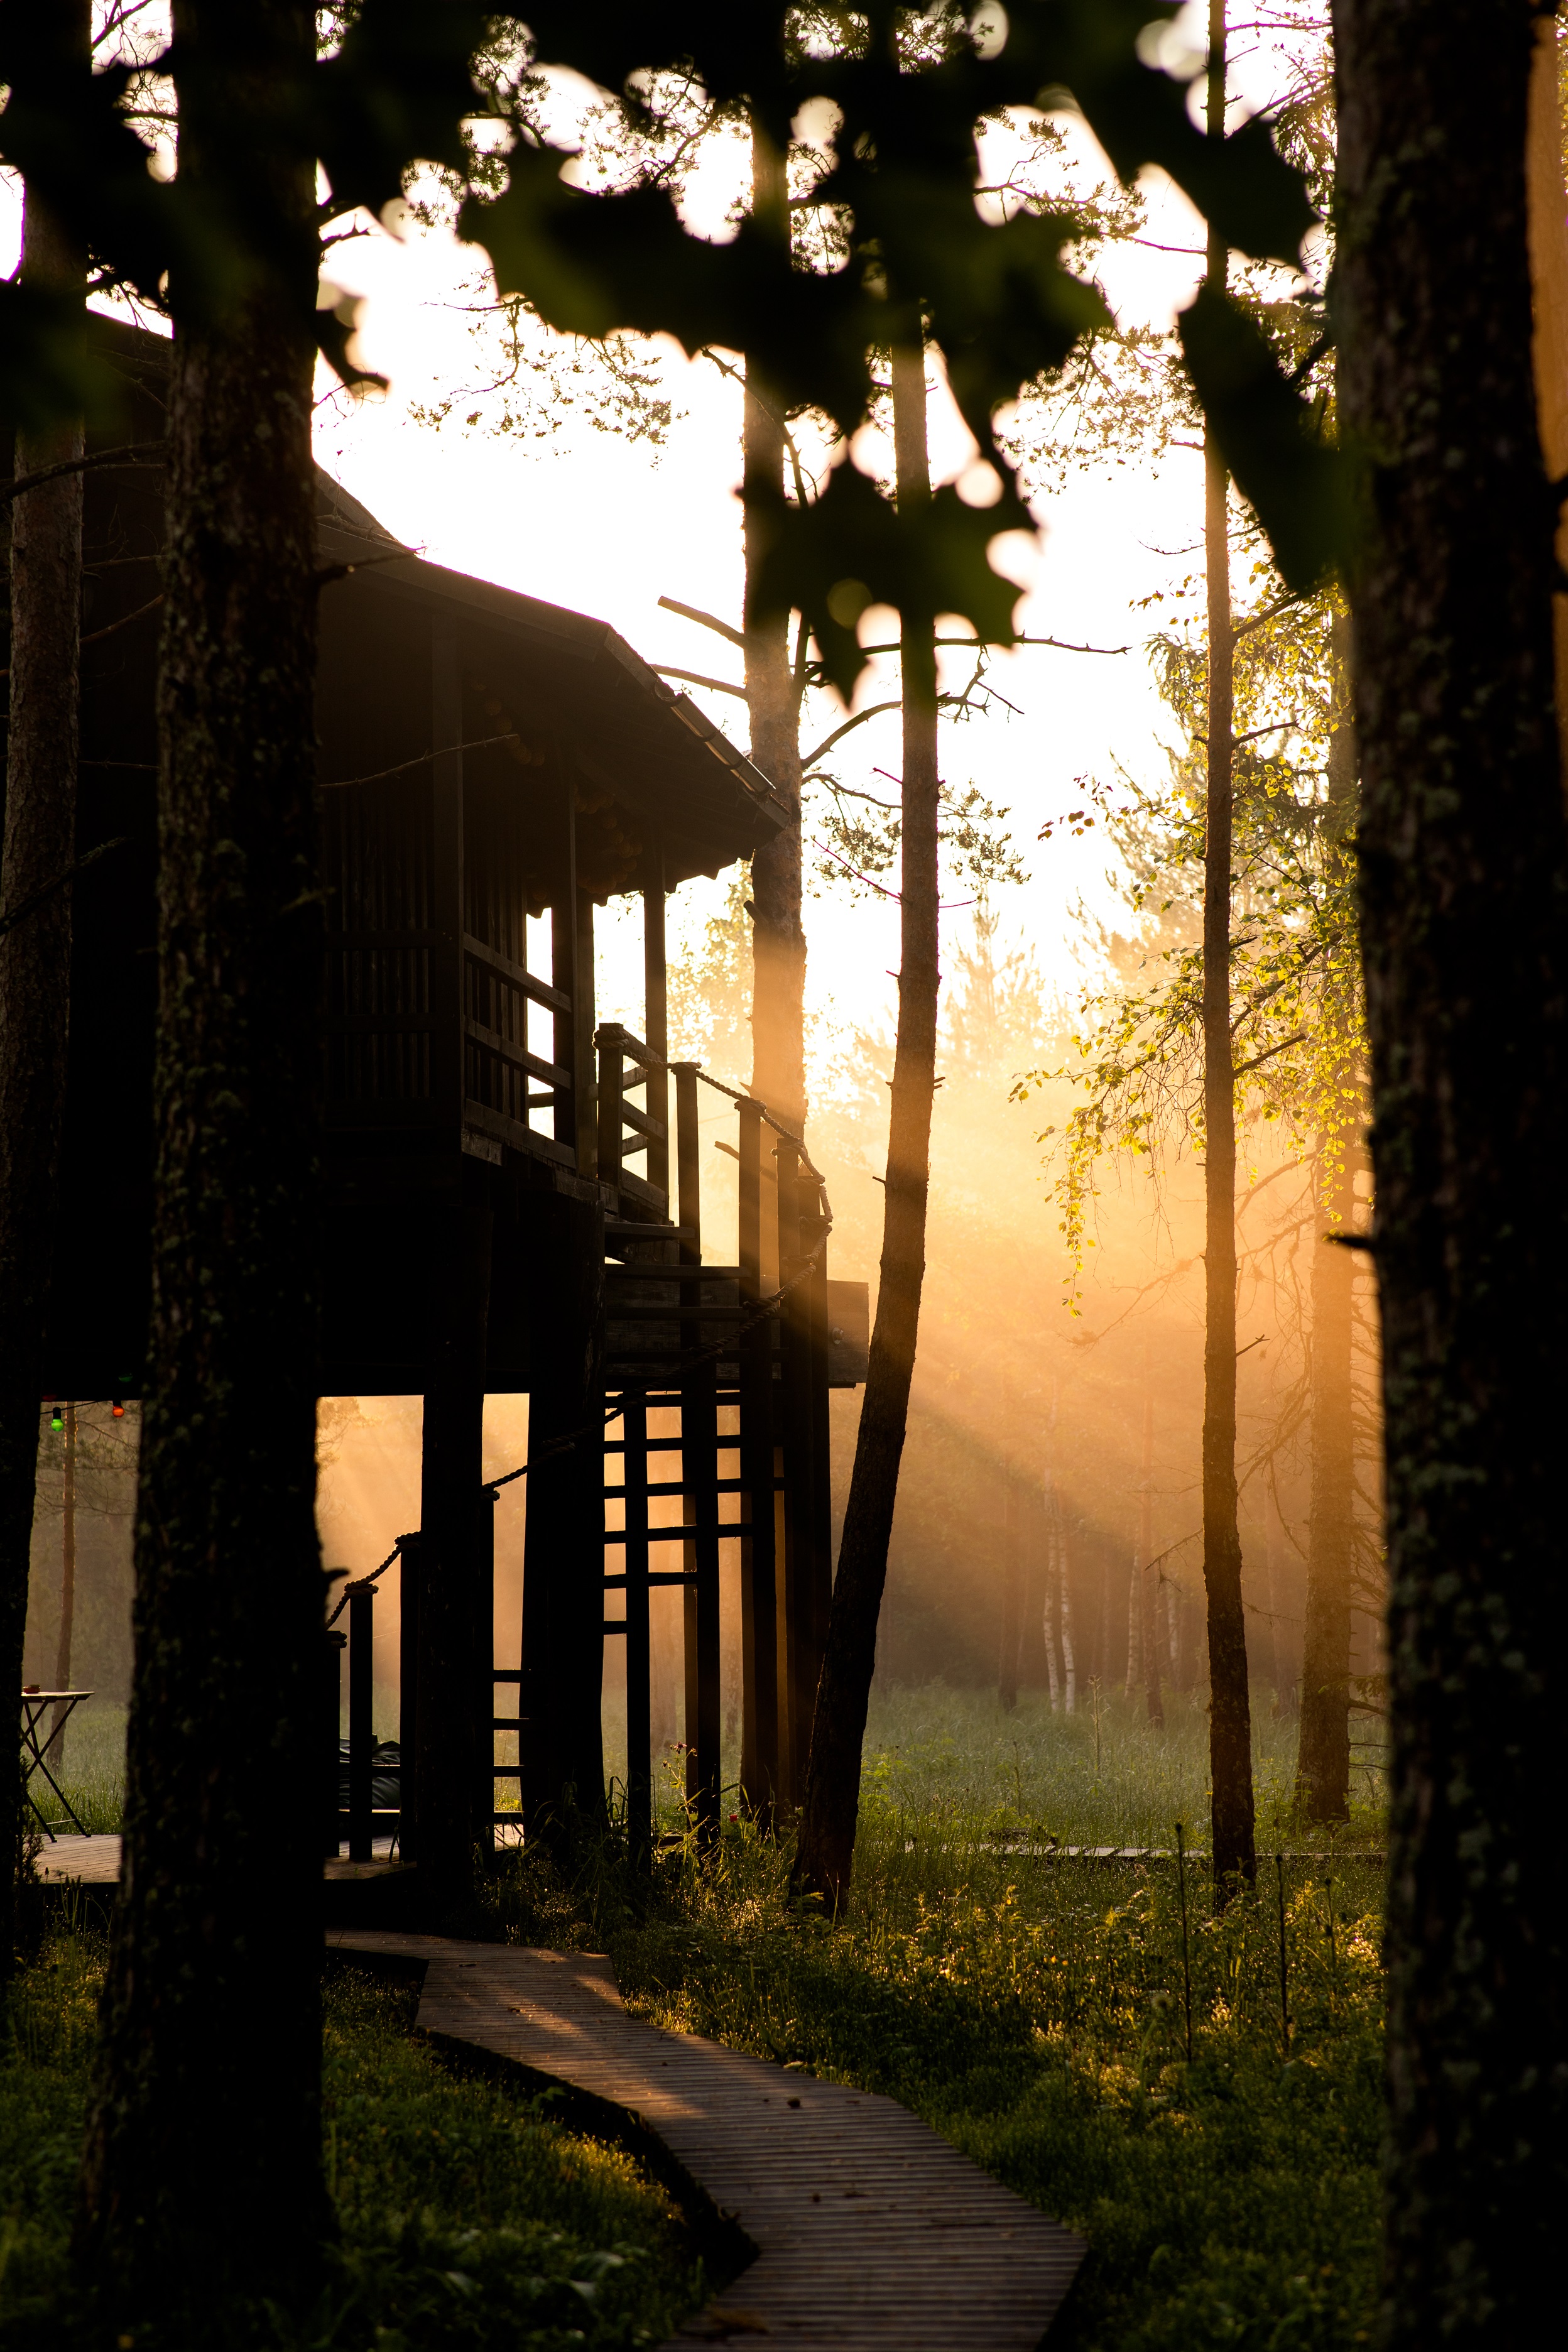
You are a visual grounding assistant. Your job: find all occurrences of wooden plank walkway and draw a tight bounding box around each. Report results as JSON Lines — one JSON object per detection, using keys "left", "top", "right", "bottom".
{"left": 35, "top": 1832, "right": 121, "bottom": 1883}
{"left": 329, "top": 1929, "right": 1084, "bottom": 2349}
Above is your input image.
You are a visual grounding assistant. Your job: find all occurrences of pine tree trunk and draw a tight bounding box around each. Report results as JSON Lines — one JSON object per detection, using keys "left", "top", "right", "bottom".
{"left": 743, "top": 128, "right": 807, "bottom": 1134}
{"left": 0, "top": 16, "right": 89, "bottom": 1971}
{"left": 46, "top": 1403, "right": 77, "bottom": 1771}
{"left": 75, "top": 1, "right": 329, "bottom": 2319}
{"left": 1199, "top": 0, "right": 1255, "bottom": 1895}
{"left": 1332, "top": 1, "right": 1567, "bottom": 2334}
{"left": 999, "top": 1469, "right": 1022, "bottom": 1711}
{"left": 792, "top": 343, "right": 939, "bottom": 1910}
{"left": 1295, "top": 1144, "right": 1355, "bottom": 1819}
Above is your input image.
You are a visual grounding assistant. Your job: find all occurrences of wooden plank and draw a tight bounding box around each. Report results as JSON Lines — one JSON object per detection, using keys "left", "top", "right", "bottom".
{"left": 325, "top": 1931, "right": 1085, "bottom": 2350}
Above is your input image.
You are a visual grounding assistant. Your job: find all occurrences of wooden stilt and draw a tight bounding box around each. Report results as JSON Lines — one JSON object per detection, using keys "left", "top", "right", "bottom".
{"left": 398, "top": 1532, "right": 424, "bottom": 1857}
{"left": 521, "top": 1189, "right": 607, "bottom": 1841}
{"left": 347, "top": 1578, "right": 375, "bottom": 1861}
{"left": 553, "top": 760, "right": 579, "bottom": 1155}
{"left": 675, "top": 1064, "right": 721, "bottom": 1852}
{"left": 574, "top": 885, "right": 597, "bottom": 1175}
{"left": 737, "top": 1097, "right": 778, "bottom": 1826}
{"left": 619, "top": 1390, "right": 652, "bottom": 1865}
{"left": 416, "top": 1200, "right": 493, "bottom": 1905}
{"left": 643, "top": 846, "right": 668, "bottom": 1207}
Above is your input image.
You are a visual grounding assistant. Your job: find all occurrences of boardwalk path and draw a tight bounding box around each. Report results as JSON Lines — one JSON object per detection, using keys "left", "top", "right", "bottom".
{"left": 329, "top": 1929, "right": 1084, "bottom": 2349}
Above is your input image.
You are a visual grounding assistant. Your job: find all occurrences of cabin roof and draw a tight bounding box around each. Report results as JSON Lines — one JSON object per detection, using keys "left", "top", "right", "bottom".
{"left": 313, "top": 474, "right": 787, "bottom": 891}
{"left": 80, "top": 315, "right": 785, "bottom": 894}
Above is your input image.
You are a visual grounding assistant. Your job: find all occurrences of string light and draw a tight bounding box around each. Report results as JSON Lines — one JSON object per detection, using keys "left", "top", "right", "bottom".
{"left": 49, "top": 1408, "right": 62, "bottom": 1432}
{"left": 111, "top": 1403, "right": 126, "bottom": 1419}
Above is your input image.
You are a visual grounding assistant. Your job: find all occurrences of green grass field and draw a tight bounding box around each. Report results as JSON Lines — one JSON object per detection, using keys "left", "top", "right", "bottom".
{"left": 8, "top": 1680, "right": 1386, "bottom": 2349}
{"left": 501, "top": 1682, "right": 1388, "bottom": 2352}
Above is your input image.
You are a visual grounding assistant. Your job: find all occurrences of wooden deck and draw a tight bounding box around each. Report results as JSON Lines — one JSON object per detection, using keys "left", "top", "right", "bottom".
{"left": 328, "top": 1929, "right": 1084, "bottom": 2349}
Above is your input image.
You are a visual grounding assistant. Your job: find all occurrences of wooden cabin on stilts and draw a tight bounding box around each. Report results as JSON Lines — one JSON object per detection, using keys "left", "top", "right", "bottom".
{"left": 35, "top": 320, "right": 868, "bottom": 1913}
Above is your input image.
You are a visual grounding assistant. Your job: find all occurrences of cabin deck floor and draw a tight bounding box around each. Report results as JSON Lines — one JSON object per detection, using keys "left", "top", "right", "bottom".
{"left": 327, "top": 1927, "right": 1084, "bottom": 2349}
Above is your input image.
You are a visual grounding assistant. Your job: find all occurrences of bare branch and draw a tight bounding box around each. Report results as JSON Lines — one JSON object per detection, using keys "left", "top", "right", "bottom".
{"left": 658, "top": 594, "right": 745, "bottom": 650}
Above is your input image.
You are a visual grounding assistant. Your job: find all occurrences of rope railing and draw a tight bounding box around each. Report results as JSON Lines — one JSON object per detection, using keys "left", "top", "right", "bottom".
{"left": 324, "top": 1056, "right": 833, "bottom": 1628}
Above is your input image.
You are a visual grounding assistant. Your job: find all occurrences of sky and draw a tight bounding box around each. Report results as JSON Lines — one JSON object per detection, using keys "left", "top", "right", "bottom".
{"left": 1, "top": 2, "right": 1311, "bottom": 1079}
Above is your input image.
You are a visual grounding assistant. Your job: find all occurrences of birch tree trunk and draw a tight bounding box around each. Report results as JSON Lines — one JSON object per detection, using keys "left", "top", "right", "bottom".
{"left": 1333, "top": 1, "right": 1567, "bottom": 2333}
{"left": 792, "top": 342, "right": 939, "bottom": 1909}
{"left": 1200, "top": 0, "right": 1256, "bottom": 1895}
{"left": 0, "top": 5, "right": 90, "bottom": 1971}
{"left": 75, "top": 1, "right": 329, "bottom": 2320}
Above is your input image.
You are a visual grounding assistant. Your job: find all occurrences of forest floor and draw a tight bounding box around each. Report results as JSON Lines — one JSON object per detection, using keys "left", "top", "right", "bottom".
{"left": 0, "top": 1937, "right": 710, "bottom": 2347}
{"left": 494, "top": 1688, "right": 1387, "bottom": 2352}
{"left": 13, "top": 1685, "right": 1386, "bottom": 2351}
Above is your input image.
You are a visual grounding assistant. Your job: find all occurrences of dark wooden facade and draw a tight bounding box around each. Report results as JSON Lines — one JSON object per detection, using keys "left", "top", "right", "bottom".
{"left": 21, "top": 320, "right": 864, "bottom": 1892}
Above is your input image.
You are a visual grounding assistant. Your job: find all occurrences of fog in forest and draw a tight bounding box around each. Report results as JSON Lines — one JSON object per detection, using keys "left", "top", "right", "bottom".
{"left": 23, "top": 892, "right": 1383, "bottom": 1805}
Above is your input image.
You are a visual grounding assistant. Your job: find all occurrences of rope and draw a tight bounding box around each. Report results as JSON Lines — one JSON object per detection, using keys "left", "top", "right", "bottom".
{"left": 325, "top": 1539, "right": 405, "bottom": 1630}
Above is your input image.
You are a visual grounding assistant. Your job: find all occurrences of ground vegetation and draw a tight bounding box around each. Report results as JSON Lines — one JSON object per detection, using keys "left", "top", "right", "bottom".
{"left": 2, "top": 1936, "right": 704, "bottom": 2349}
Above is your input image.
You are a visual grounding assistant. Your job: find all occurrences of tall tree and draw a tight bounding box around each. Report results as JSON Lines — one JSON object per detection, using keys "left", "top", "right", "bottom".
{"left": 1295, "top": 627, "right": 1360, "bottom": 1822}
{"left": 1332, "top": 0, "right": 1567, "bottom": 2335}
{"left": 75, "top": 0, "right": 331, "bottom": 2320}
{"left": 0, "top": 0, "right": 90, "bottom": 1979}
{"left": 1199, "top": 0, "right": 1256, "bottom": 1894}
{"left": 743, "top": 122, "right": 808, "bottom": 1135}
{"left": 793, "top": 337, "right": 940, "bottom": 1908}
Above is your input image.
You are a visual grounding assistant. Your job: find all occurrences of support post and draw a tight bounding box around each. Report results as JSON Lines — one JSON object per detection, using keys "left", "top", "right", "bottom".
{"left": 347, "top": 1578, "right": 375, "bottom": 1862}
{"left": 574, "top": 883, "right": 597, "bottom": 1173}
{"left": 416, "top": 1199, "right": 492, "bottom": 1907}
{"left": 430, "top": 618, "right": 466, "bottom": 1130}
{"left": 621, "top": 1391, "right": 651, "bottom": 1866}
{"left": 643, "top": 845, "right": 669, "bottom": 1207}
{"left": 737, "top": 1096, "right": 778, "bottom": 1826}
{"left": 325, "top": 1630, "right": 347, "bottom": 1857}
{"left": 675, "top": 1064, "right": 721, "bottom": 1851}
{"left": 521, "top": 1189, "right": 607, "bottom": 1841}
{"left": 397, "top": 1532, "right": 423, "bottom": 1857}
{"left": 552, "top": 755, "right": 579, "bottom": 1153}
{"left": 597, "top": 1025, "right": 625, "bottom": 1195}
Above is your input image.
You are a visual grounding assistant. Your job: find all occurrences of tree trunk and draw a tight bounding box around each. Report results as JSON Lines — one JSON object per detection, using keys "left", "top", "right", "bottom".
{"left": 46, "top": 1402, "right": 77, "bottom": 1771}
{"left": 1527, "top": 11, "right": 1568, "bottom": 781}
{"left": 1139, "top": 1388, "right": 1163, "bottom": 1726}
{"left": 1123, "top": 1552, "right": 1140, "bottom": 1699}
{"left": 0, "top": 9, "right": 89, "bottom": 1972}
{"left": 744, "top": 126, "right": 807, "bottom": 1134}
{"left": 75, "top": 1, "right": 329, "bottom": 2321}
{"left": 1056, "top": 1506, "right": 1077, "bottom": 1712}
{"left": 1332, "top": 1, "right": 1567, "bottom": 2336}
{"left": 999, "top": 1468, "right": 1021, "bottom": 1711}
{"left": 1296, "top": 1143, "right": 1355, "bottom": 1819}
{"left": 792, "top": 342, "right": 939, "bottom": 1910}
{"left": 1199, "top": 0, "right": 1256, "bottom": 1897}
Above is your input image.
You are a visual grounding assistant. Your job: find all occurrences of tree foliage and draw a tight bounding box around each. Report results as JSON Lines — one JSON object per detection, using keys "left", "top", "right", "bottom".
{"left": 0, "top": 2, "right": 1337, "bottom": 681}
{"left": 1016, "top": 584, "right": 1364, "bottom": 1292}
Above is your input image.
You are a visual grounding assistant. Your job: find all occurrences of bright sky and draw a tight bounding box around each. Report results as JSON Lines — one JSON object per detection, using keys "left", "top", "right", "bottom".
{"left": 315, "top": 167, "right": 1217, "bottom": 1068}
{"left": 5, "top": 2, "right": 1310, "bottom": 1086}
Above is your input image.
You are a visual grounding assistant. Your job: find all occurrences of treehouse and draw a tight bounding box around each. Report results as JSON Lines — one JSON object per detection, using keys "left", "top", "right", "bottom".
{"left": 23, "top": 318, "right": 867, "bottom": 1893}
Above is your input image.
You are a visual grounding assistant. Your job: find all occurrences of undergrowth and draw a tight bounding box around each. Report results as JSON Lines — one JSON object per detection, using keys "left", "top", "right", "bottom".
{"left": 476, "top": 1694, "right": 1387, "bottom": 2352}
{"left": 0, "top": 1942, "right": 705, "bottom": 2349}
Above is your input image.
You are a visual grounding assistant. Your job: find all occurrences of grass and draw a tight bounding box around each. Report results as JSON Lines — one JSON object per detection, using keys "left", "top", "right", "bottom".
{"left": 481, "top": 1682, "right": 1387, "bottom": 2352}
{"left": 0, "top": 1939, "right": 708, "bottom": 2348}
{"left": 25, "top": 1701, "right": 126, "bottom": 1837}
{"left": 6, "top": 1681, "right": 1386, "bottom": 2349}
